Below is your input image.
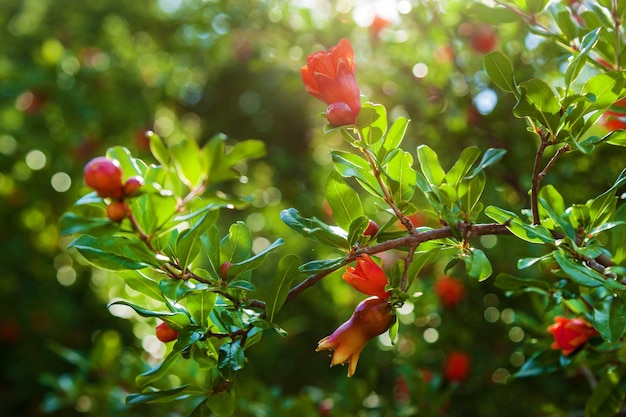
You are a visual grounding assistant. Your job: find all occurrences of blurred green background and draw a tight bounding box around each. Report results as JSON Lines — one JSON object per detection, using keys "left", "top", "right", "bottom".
{"left": 1, "top": 0, "right": 622, "bottom": 416}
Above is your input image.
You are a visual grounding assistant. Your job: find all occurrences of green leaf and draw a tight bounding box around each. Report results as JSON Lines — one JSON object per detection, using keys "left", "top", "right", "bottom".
{"left": 218, "top": 340, "right": 245, "bottom": 380}
{"left": 107, "top": 300, "right": 191, "bottom": 329}
{"left": 325, "top": 169, "right": 363, "bottom": 230}
{"left": 513, "top": 79, "right": 561, "bottom": 132}
{"left": 126, "top": 385, "right": 190, "bottom": 405}
{"left": 379, "top": 116, "right": 409, "bottom": 159}
{"left": 582, "top": 72, "right": 625, "bottom": 111}
{"left": 553, "top": 249, "right": 605, "bottom": 288}
{"left": 68, "top": 235, "right": 159, "bottom": 270}
{"left": 514, "top": 350, "right": 561, "bottom": 378}
{"left": 298, "top": 256, "right": 349, "bottom": 274}
{"left": 357, "top": 102, "right": 387, "bottom": 145}
{"left": 348, "top": 216, "right": 370, "bottom": 247}
{"left": 187, "top": 292, "right": 217, "bottom": 327}
{"left": 585, "top": 365, "right": 626, "bottom": 417}
{"left": 384, "top": 150, "right": 416, "bottom": 202}
{"left": 460, "top": 248, "right": 492, "bottom": 281}
{"left": 227, "top": 238, "right": 284, "bottom": 281}
{"left": 106, "top": 146, "right": 142, "bottom": 177}
{"left": 538, "top": 197, "right": 576, "bottom": 240}
{"left": 593, "top": 295, "right": 626, "bottom": 343}
{"left": 485, "top": 206, "right": 554, "bottom": 243}
{"left": 445, "top": 146, "right": 480, "bottom": 187}
{"left": 118, "top": 270, "right": 163, "bottom": 301}
{"left": 484, "top": 51, "right": 518, "bottom": 95}
{"left": 177, "top": 210, "right": 220, "bottom": 271}
{"left": 148, "top": 131, "right": 169, "bottom": 166}
{"left": 416, "top": 145, "right": 446, "bottom": 188}
{"left": 206, "top": 389, "right": 236, "bottom": 417}
{"left": 170, "top": 137, "right": 205, "bottom": 188}
{"left": 468, "top": 148, "right": 507, "bottom": 178}
{"left": 468, "top": 2, "right": 520, "bottom": 24}
{"left": 58, "top": 212, "right": 117, "bottom": 236}
{"left": 495, "top": 273, "right": 550, "bottom": 294}
{"left": 589, "top": 168, "right": 626, "bottom": 230}
{"left": 220, "top": 222, "right": 253, "bottom": 266}
{"left": 331, "top": 151, "right": 381, "bottom": 197}
{"left": 280, "top": 208, "right": 348, "bottom": 248}
{"left": 265, "top": 254, "right": 302, "bottom": 322}
{"left": 222, "top": 139, "right": 265, "bottom": 170}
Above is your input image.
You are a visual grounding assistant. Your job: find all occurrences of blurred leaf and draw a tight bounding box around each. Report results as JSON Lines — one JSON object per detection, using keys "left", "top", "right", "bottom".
{"left": 469, "top": 2, "right": 520, "bottom": 23}
{"left": 593, "top": 295, "right": 626, "bottom": 343}
{"left": 265, "top": 254, "right": 302, "bottom": 322}
{"left": 495, "top": 273, "right": 550, "bottom": 294}
{"left": 126, "top": 385, "right": 190, "bottom": 405}
{"left": 106, "top": 146, "right": 143, "bottom": 177}
{"left": 514, "top": 350, "right": 561, "bottom": 378}
{"left": 484, "top": 51, "right": 518, "bottom": 94}
{"left": 148, "top": 131, "right": 169, "bottom": 166}
{"left": 206, "top": 389, "right": 236, "bottom": 417}
{"left": 357, "top": 102, "right": 387, "bottom": 145}
{"left": 585, "top": 365, "right": 626, "bottom": 417}
{"left": 170, "top": 138, "right": 205, "bottom": 188}
{"left": 299, "top": 256, "right": 349, "bottom": 274}
{"left": 581, "top": 72, "right": 625, "bottom": 111}
{"left": 589, "top": 168, "right": 626, "bottom": 230}
{"left": 325, "top": 169, "right": 363, "bottom": 230}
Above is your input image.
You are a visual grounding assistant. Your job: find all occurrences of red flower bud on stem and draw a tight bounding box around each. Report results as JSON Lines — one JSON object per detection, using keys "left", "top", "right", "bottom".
{"left": 343, "top": 255, "right": 390, "bottom": 299}
{"left": 155, "top": 321, "right": 179, "bottom": 343}
{"left": 302, "top": 38, "right": 361, "bottom": 126}
{"left": 316, "top": 296, "right": 393, "bottom": 377}
{"left": 106, "top": 201, "right": 128, "bottom": 222}
{"left": 363, "top": 219, "right": 379, "bottom": 237}
{"left": 547, "top": 316, "right": 597, "bottom": 355}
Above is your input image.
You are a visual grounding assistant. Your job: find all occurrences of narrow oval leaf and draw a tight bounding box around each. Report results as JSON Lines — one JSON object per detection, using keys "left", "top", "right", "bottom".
{"left": 265, "top": 254, "right": 302, "bottom": 322}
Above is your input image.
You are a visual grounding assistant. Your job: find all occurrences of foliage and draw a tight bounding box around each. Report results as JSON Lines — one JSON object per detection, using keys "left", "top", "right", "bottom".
{"left": 3, "top": 0, "right": 626, "bottom": 416}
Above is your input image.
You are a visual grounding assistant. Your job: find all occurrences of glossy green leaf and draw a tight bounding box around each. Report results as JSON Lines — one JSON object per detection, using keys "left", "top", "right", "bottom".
{"left": 589, "top": 168, "right": 626, "bottom": 230}
{"left": 445, "top": 146, "right": 480, "bottom": 186}
{"left": 581, "top": 72, "right": 625, "bottom": 111}
{"left": 106, "top": 146, "right": 143, "bottom": 178}
{"left": 347, "top": 216, "right": 370, "bottom": 247}
{"left": 107, "top": 300, "right": 191, "bottom": 329}
{"left": 218, "top": 340, "right": 245, "bottom": 380}
{"left": 485, "top": 206, "right": 554, "bottom": 243}
{"left": 514, "top": 350, "right": 561, "bottom": 378}
{"left": 280, "top": 208, "right": 348, "bottom": 248}
{"left": 265, "top": 254, "right": 302, "bottom": 322}
{"left": 513, "top": 79, "right": 561, "bottom": 132}
{"left": 58, "top": 212, "right": 117, "bottom": 236}
{"left": 553, "top": 249, "right": 605, "bottom": 287}
{"left": 325, "top": 169, "right": 363, "bottom": 230}
{"left": 416, "top": 145, "right": 446, "bottom": 188}
{"left": 148, "top": 131, "right": 169, "bottom": 166}
{"left": 331, "top": 150, "right": 381, "bottom": 196}
{"left": 187, "top": 292, "right": 217, "bottom": 327}
{"left": 68, "top": 235, "right": 159, "bottom": 270}
{"left": 298, "top": 255, "right": 349, "bottom": 274}
{"left": 357, "top": 102, "right": 387, "bottom": 145}
{"left": 220, "top": 222, "right": 253, "bottom": 266}
{"left": 227, "top": 238, "right": 284, "bottom": 281}
{"left": 379, "top": 116, "right": 409, "bottom": 159}
{"left": 538, "top": 197, "right": 576, "bottom": 240}
{"left": 593, "top": 295, "right": 626, "bottom": 343}
{"left": 460, "top": 248, "right": 492, "bottom": 281}
{"left": 384, "top": 149, "right": 416, "bottom": 202}
{"left": 585, "top": 365, "right": 626, "bottom": 417}
{"left": 484, "top": 51, "right": 518, "bottom": 94}
{"left": 118, "top": 270, "right": 163, "bottom": 301}
{"left": 177, "top": 210, "right": 220, "bottom": 271}
{"left": 468, "top": 148, "right": 507, "bottom": 178}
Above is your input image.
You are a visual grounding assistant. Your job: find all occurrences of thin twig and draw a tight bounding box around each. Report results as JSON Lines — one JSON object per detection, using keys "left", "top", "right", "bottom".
{"left": 530, "top": 130, "right": 554, "bottom": 225}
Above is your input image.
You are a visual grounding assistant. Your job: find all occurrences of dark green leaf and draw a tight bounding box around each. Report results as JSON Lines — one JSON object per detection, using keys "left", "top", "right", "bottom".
{"left": 514, "top": 350, "right": 561, "bottom": 378}
{"left": 107, "top": 300, "right": 191, "bottom": 329}
{"left": 585, "top": 365, "right": 626, "bottom": 417}
{"left": 68, "top": 235, "right": 159, "bottom": 270}
{"left": 265, "top": 254, "right": 302, "bottom": 322}
{"left": 186, "top": 292, "right": 217, "bottom": 327}
{"left": 206, "top": 389, "right": 236, "bottom": 417}
{"left": 58, "top": 212, "right": 116, "bottom": 236}
{"left": 126, "top": 385, "right": 190, "bottom": 405}
{"left": 553, "top": 249, "right": 605, "bottom": 287}
{"left": 220, "top": 222, "right": 253, "bottom": 266}
{"left": 460, "top": 248, "right": 492, "bottom": 281}
{"left": 593, "top": 295, "right": 626, "bottom": 343}
{"left": 298, "top": 256, "right": 349, "bottom": 274}
{"left": 218, "top": 340, "right": 245, "bottom": 380}
{"left": 280, "top": 208, "right": 349, "bottom": 248}
{"left": 495, "top": 273, "right": 550, "bottom": 294}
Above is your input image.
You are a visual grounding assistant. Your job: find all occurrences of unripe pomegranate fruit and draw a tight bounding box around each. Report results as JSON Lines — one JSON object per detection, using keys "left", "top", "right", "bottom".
{"left": 219, "top": 262, "right": 232, "bottom": 279}
{"left": 106, "top": 201, "right": 127, "bottom": 222}
{"left": 364, "top": 220, "right": 379, "bottom": 237}
{"left": 84, "top": 157, "right": 124, "bottom": 198}
{"left": 123, "top": 176, "right": 144, "bottom": 197}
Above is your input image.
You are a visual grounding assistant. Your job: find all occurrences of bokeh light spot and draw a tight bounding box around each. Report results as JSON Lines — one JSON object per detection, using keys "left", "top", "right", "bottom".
{"left": 51, "top": 172, "right": 71, "bottom": 192}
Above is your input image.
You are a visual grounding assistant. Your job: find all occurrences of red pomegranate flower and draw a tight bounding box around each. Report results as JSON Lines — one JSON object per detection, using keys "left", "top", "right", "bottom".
{"left": 434, "top": 275, "right": 466, "bottom": 308}
{"left": 443, "top": 350, "right": 472, "bottom": 383}
{"left": 547, "top": 316, "right": 597, "bottom": 355}
{"left": 316, "top": 296, "right": 393, "bottom": 377}
{"left": 343, "top": 255, "right": 391, "bottom": 299}
{"left": 301, "top": 38, "right": 361, "bottom": 126}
